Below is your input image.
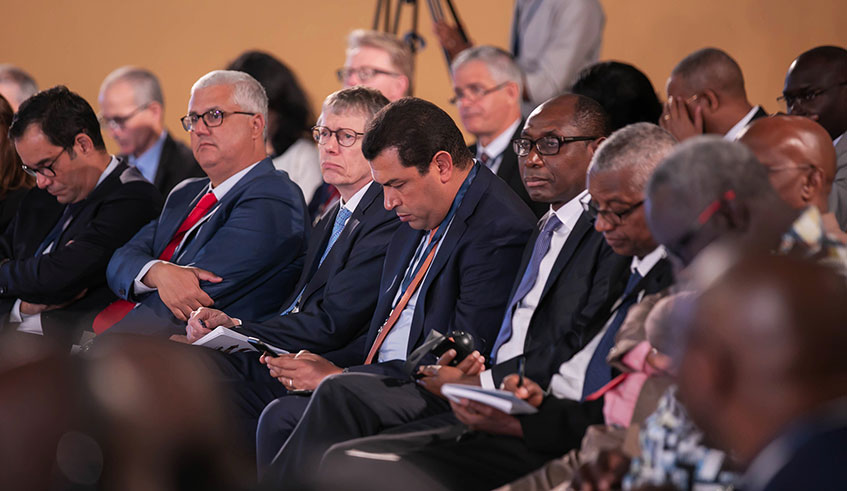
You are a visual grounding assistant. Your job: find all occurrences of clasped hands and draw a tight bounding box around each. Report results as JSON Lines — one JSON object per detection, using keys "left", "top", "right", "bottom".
{"left": 416, "top": 350, "right": 544, "bottom": 437}
{"left": 261, "top": 350, "right": 342, "bottom": 392}
{"left": 142, "top": 262, "right": 222, "bottom": 321}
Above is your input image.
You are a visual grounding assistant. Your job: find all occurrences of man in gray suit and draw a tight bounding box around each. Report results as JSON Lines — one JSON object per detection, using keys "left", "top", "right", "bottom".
{"left": 783, "top": 46, "right": 847, "bottom": 230}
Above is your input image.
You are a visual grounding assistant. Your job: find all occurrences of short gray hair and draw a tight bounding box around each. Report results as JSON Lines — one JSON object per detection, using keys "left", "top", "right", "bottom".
{"left": 100, "top": 66, "right": 164, "bottom": 106}
{"left": 0, "top": 64, "right": 38, "bottom": 106}
{"left": 347, "top": 29, "right": 414, "bottom": 95}
{"left": 451, "top": 45, "right": 524, "bottom": 95}
{"left": 323, "top": 86, "right": 390, "bottom": 122}
{"left": 647, "top": 136, "right": 774, "bottom": 223}
{"left": 191, "top": 70, "right": 269, "bottom": 122}
{"left": 589, "top": 123, "right": 676, "bottom": 193}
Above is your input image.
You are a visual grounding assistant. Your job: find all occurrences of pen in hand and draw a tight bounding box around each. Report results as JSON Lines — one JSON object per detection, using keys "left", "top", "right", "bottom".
{"left": 517, "top": 357, "right": 525, "bottom": 388}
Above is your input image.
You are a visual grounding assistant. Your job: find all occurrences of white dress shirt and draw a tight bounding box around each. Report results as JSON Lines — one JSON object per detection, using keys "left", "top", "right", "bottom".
{"left": 725, "top": 106, "right": 763, "bottom": 141}
{"left": 479, "top": 190, "right": 588, "bottom": 389}
{"left": 547, "top": 246, "right": 666, "bottom": 399}
{"left": 476, "top": 118, "right": 522, "bottom": 175}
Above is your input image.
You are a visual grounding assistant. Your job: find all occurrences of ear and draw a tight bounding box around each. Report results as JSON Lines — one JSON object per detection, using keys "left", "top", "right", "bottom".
{"left": 587, "top": 136, "right": 606, "bottom": 156}
{"left": 504, "top": 81, "right": 520, "bottom": 102}
{"left": 432, "top": 150, "right": 454, "bottom": 183}
{"left": 251, "top": 113, "right": 266, "bottom": 141}
{"left": 718, "top": 197, "right": 750, "bottom": 233}
{"left": 147, "top": 101, "right": 163, "bottom": 120}
{"left": 396, "top": 76, "right": 411, "bottom": 98}
{"left": 802, "top": 167, "right": 822, "bottom": 203}
{"left": 702, "top": 89, "right": 720, "bottom": 112}
{"left": 73, "top": 132, "right": 95, "bottom": 156}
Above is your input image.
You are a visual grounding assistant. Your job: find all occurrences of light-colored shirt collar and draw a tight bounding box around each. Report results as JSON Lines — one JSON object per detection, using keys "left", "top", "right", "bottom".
{"left": 725, "top": 106, "right": 762, "bottom": 141}
{"left": 477, "top": 118, "right": 522, "bottom": 160}
{"left": 631, "top": 245, "right": 666, "bottom": 277}
{"left": 548, "top": 189, "right": 588, "bottom": 232}
{"left": 96, "top": 156, "right": 121, "bottom": 188}
{"left": 833, "top": 131, "right": 845, "bottom": 149}
{"left": 339, "top": 180, "right": 373, "bottom": 214}
{"left": 209, "top": 160, "right": 261, "bottom": 200}
{"left": 128, "top": 130, "right": 167, "bottom": 183}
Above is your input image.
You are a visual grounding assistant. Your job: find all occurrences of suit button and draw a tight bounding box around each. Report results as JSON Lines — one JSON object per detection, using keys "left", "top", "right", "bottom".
{"left": 0, "top": 286, "right": 5, "bottom": 294}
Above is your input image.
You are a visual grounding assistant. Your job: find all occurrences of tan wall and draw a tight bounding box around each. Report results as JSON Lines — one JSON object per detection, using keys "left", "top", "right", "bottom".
{"left": 2, "top": 0, "right": 845, "bottom": 151}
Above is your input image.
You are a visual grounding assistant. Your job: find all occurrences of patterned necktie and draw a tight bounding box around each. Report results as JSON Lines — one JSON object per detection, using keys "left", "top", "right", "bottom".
{"left": 581, "top": 270, "right": 643, "bottom": 400}
{"left": 479, "top": 153, "right": 491, "bottom": 167}
{"left": 281, "top": 206, "right": 352, "bottom": 315}
{"left": 92, "top": 190, "right": 218, "bottom": 334}
{"left": 490, "top": 214, "right": 563, "bottom": 363}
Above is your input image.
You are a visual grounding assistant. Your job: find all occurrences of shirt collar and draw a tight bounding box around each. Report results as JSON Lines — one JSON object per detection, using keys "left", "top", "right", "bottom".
{"left": 477, "top": 118, "right": 522, "bottom": 160}
{"left": 548, "top": 189, "right": 588, "bottom": 233}
{"left": 833, "top": 131, "right": 845, "bottom": 149}
{"left": 96, "top": 156, "right": 121, "bottom": 188}
{"left": 725, "top": 106, "right": 762, "bottom": 141}
{"left": 128, "top": 131, "right": 167, "bottom": 182}
{"left": 209, "top": 160, "right": 261, "bottom": 200}
{"left": 631, "top": 245, "right": 666, "bottom": 277}
{"left": 339, "top": 180, "right": 373, "bottom": 214}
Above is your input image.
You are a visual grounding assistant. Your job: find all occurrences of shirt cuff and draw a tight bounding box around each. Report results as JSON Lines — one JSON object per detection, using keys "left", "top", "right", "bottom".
{"left": 133, "top": 260, "right": 163, "bottom": 295}
{"left": 480, "top": 369, "right": 495, "bottom": 390}
{"left": 9, "top": 299, "right": 23, "bottom": 323}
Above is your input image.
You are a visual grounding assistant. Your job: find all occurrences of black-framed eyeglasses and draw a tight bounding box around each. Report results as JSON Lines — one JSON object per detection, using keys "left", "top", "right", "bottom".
{"left": 449, "top": 81, "right": 510, "bottom": 105}
{"left": 777, "top": 81, "right": 847, "bottom": 107}
{"left": 21, "top": 148, "right": 66, "bottom": 178}
{"left": 98, "top": 103, "right": 151, "bottom": 130}
{"left": 664, "top": 190, "right": 736, "bottom": 262}
{"left": 512, "top": 135, "right": 599, "bottom": 157}
{"left": 581, "top": 195, "right": 644, "bottom": 226}
{"left": 765, "top": 164, "right": 816, "bottom": 175}
{"left": 311, "top": 126, "right": 365, "bottom": 147}
{"left": 336, "top": 66, "right": 400, "bottom": 83}
{"left": 180, "top": 109, "right": 256, "bottom": 132}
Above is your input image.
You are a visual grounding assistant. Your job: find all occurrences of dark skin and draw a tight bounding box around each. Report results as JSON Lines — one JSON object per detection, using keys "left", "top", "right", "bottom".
{"left": 783, "top": 49, "right": 847, "bottom": 139}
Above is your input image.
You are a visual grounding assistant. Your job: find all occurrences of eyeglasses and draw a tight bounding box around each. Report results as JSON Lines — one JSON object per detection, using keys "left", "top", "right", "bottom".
{"left": 777, "top": 81, "right": 847, "bottom": 107}
{"left": 765, "top": 164, "right": 816, "bottom": 175}
{"left": 512, "top": 135, "right": 599, "bottom": 157}
{"left": 664, "top": 190, "right": 736, "bottom": 260}
{"left": 336, "top": 66, "right": 400, "bottom": 83}
{"left": 449, "top": 82, "right": 510, "bottom": 105}
{"left": 21, "top": 148, "right": 66, "bottom": 178}
{"left": 312, "top": 126, "right": 365, "bottom": 147}
{"left": 581, "top": 195, "right": 644, "bottom": 226}
{"left": 99, "top": 103, "right": 151, "bottom": 130}
{"left": 180, "top": 109, "right": 256, "bottom": 132}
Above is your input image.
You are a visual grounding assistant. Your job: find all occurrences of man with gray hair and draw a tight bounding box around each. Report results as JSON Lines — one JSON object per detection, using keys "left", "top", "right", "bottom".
{"left": 0, "top": 64, "right": 37, "bottom": 111}
{"left": 338, "top": 29, "right": 413, "bottom": 102}
{"left": 96, "top": 70, "right": 309, "bottom": 336}
{"left": 451, "top": 46, "right": 545, "bottom": 217}
{"left": 661, "top": 48, "right": 766, "bottom": 142}
{"left": 98, "top": 66, "right": 203, "bottom": 195}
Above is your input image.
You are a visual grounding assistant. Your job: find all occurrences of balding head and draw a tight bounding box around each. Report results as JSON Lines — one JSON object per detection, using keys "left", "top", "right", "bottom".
{"left": 738, "top": 115, "right": 836, "bottom": 211}
{"left": 680, "top": 254, "right": 847, "bottom": 464}
{"left": 783, "top": 46, "right": 847, "bottom": 139}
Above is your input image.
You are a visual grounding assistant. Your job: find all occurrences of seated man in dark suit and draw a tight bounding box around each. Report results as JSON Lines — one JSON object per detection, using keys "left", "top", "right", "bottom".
{"left": 1, "top": 86, "right": 162, "bottom": 346}
{"left": 97, "top": 70, "right": 308, "bottom": 336}
{"left": 256, "top": 97, "right": 536, "bottom": 482}
{"left": 681, "top": 255, "right": 847, "bottom": 491}
{"left": 179, "top": 87, "right": 400, "bottom": 433}
{"left": 313, "top": 123, "right": 676, "bottom": 491}
{"left": 98, "top": 66, "right": 204, "bottom": 196}
{"left": 451, "top": 46, "right": 546, "bottom": 217}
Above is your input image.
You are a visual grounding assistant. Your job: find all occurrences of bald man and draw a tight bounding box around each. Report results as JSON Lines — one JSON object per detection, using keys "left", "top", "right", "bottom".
{"left": 783, "top": 46, "right": 847, "bottom": 230}
{"left": 661, "top": 48, "right": 766, "bottom": 142}
{"left": 738, "top": 115, "right": 846, "bottom": 241}
{"left": 681, "top": 254, "right": 847, "bottom": 491}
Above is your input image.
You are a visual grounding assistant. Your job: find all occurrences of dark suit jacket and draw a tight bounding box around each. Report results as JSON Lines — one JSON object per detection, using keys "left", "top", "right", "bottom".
{"left": 105, "top": 158, "right": 308, "bottom": 336}
{"left": 130, "top": 131, "right": 205, "bottom": 197}
{"left": 519, "top": 257, "right": 675, "bottom": 454}
{"left": 758, "top": 423, "right": 847, "bottom": 491}
{"left": 349, "top": 165, "right": 536, "bottom": 379}
{"left": 237, "top": 181, "right": 402, "bottom": 368}
{"left": 490, "top": 211, "right": 631, "bottom": 388}
{"left": 0, "top": 161, "right": 162, "bottom": 344}
{"left": 469, "top": 122, "right": 548, "bottom": 218}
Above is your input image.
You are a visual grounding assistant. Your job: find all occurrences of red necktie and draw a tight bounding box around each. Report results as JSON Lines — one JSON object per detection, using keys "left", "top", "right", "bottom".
{"left": 92, "top": 192, "right": 218, "bottom": 334}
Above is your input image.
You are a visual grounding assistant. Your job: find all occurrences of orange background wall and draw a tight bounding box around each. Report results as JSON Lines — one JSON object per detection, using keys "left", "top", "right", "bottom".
{"left": 3, "top": 0, "right": 845, "bottom": 151}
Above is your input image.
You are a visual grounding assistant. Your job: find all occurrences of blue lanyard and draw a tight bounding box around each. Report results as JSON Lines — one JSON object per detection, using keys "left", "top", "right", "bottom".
{"left": 396, "top": 162, "right": 480, "bottom": 299}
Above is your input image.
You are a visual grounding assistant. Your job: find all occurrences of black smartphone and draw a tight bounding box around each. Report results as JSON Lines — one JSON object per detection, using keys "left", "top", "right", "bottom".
{"left": 247, "top": 337, "right": 281, "bottom": 357}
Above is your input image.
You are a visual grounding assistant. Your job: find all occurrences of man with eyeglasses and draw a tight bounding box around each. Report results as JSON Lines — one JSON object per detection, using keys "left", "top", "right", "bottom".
{"left": 309, "top": 121, "right": 675, "bottom": 491}
{"left": 338, "top": 29, "right": 413, "bottom": 102}
{"left": 1, "top": 86, "right": 161, "bottom": 346}
{"left": 176, "top": 87, "right": 401, "bottom": 450}
{"left": 661, "top": 48, "right": 767, "bottom": 143}
{"left": 97, "top": 70, "right": 308, "bottom": 337}
{"left": 451, "top": 46, "right": 546, "bottom": 218}
{"left": 98, "top": 66, "right": 203, "bottom": 196}
{"left": 782, "top": 46, "right": 847, "bottom": 230}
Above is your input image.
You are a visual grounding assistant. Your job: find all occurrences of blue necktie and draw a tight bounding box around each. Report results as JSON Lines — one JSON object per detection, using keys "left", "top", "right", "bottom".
{"left": 281, "top": 206, "right": 352, "bottom": 315}
{"left": 581, "top": 270, "right": 643, "bottom": 400}
{"left": 490, "top": 214, "right": 562, "bottom": 363}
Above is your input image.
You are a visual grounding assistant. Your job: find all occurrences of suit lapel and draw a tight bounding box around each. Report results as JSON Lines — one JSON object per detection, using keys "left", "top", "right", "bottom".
{"left": 56, "top": 161, "right": 127, "bottom": 247}
{"left": 538, "top": 211, "right": 592, "bottom": 300}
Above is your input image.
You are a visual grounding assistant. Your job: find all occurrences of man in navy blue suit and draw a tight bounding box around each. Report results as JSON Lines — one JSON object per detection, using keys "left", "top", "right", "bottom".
{"left": 99, "top": 70, "right": 308, "bottom": 336}
{"left": 254, "top": 97, "right": 536, "bottom": 482}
